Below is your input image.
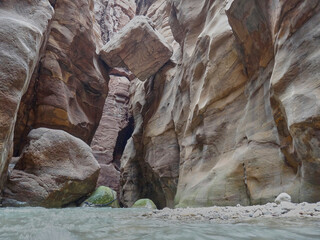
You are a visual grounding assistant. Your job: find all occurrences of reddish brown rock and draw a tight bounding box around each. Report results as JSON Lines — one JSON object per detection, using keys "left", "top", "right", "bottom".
{"left": 121, "top": 0, "right": 320, "bottom": 208}
{"left": 90, "top": 0, "right": 136, "bottom": 193}
{"left": 91, "top": 76, "right": 132, "bottom": 192}
{"left": 100, "top": 16, "right": 173, "bottom": 81}
{"left": 94, "top": 0, "right": 136, "bottom": 45}
{"left": 0, "top": 0, "right": 53, "bottom": 192}
{"left": 13, "top": 0, "right": 109, "bottom": 156}
{"left": 3, "top": 128, "right": 100, "bottom": 207}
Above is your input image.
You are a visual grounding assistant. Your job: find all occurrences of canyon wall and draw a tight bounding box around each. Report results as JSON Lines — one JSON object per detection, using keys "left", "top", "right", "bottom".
{"left": 0, "top": 0, "right": 54, "bottom": 192}
{"left": 13, "top": 0, "right": 110, "bottom": 156}
{"left": 1, "top": 0, "right": 320, "bottom": 208}
{"left": 0, "top": 0, "right": 135, "bottom": 203}
{"left": 120, "top": 0, "right": 320, "bottom": 208}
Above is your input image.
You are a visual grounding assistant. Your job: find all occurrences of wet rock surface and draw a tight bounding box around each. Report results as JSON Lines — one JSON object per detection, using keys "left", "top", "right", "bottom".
{"left": 3, "top": 128, "right": 100, "bottom": 208}
{"left": 82, "top": 186, "right": 119, "bottom": 208}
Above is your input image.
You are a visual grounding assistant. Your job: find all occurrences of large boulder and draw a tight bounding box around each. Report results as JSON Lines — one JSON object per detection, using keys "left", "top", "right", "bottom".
{"left": 0, "top": 0, "right": 53, "bottom": 192}
{"left": 99, "top": 16, "right": 173, "bottom": 81}
{"left": 3, "top": 128, "right": 100, "bottom": 208}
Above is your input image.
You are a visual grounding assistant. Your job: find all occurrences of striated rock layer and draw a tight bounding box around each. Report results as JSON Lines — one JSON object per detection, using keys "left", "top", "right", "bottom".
{"left": 0, "top": 0, "right": 54, "bottom": 192}
{"left": 91, "top": 75, "right": 132, "bottom": 192}
{"left": 91, "top": 0, "right": 136, "bottom": 193}
{"left": 94, "top": 0, "right": 136, "bottom": 45}
{"left": 120, "top": 0, "right": 320, "bottom": 208}
{"left": 13, "top": 0, "right": 110, "bottom": 156}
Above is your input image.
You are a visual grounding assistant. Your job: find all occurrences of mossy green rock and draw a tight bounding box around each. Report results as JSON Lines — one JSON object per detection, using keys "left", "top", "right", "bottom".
{"left": 132, "top": 199, "right": 157, "bottom": 209}
{"left": 83, "top": 186, "right": 119, "bottom": 208}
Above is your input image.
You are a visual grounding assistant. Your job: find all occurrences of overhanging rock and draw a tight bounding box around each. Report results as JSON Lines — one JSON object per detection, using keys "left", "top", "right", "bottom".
{"left": 99, "top": 16, "right": 173, "bottom": 81}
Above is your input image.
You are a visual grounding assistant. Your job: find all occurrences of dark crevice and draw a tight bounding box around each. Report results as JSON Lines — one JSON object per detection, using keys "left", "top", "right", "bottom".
{"left": 49, "top": 0, "right": 56, "bottom": 7}
{"left": 135, "top": 0, "right": 157, "bottom": 15}
{"left": 242, "top": 162, "right": 252, "bottom": 205}
{"left": 112, "top": 117, "right": 134, "bottom": 170}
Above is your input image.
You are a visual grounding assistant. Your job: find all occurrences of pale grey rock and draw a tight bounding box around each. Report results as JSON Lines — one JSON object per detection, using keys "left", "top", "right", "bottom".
{"left": 275, "top": 193, "right": 292, "bottom": 204}
{"left": 253, "top": 209, "right": 263, "bottom": 218}
{"left": 99, "top": 16, "right": 173, "bottom": 81}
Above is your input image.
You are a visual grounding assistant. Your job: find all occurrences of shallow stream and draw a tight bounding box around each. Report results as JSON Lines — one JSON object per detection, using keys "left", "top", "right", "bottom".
{"left": 1, "top": 207, "right": 320, "bottom": 240}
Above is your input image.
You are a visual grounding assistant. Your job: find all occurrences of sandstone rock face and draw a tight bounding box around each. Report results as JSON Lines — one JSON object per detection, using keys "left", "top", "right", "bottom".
{"left": 100, "top": 16, "right": 173, "bottom": 81}
{"left": 13, "top": 0, "right": 109, "bottom": 156}
{"left": 94, "top": 0, "right": 136, "bottom": 45}
{"left": 4, "top": 128, "right": 100, "bottom": 207}
{"left": 121, "top": 0, "right": 320, "bottom": 208}
{"left": 121, "top": 56, "right": 179, "bottom": 208}
{"left": 91, "top": 0, "right": 136, "bottom": 193}
{"left": 0, "top": 0, "right": 53, "bottom": 192}
{"left": 91, "top": 76, "right": 132, "bottom": 192}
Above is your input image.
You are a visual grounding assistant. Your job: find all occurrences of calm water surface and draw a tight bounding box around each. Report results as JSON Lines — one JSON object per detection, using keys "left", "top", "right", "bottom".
{"left": 0, "top": 207, "right": 320, "bottom": 240}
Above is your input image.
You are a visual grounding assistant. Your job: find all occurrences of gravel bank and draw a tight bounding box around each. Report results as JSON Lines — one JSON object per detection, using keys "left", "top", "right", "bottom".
{"left": 141, "top": 202, "right": 320, "bottom": 223}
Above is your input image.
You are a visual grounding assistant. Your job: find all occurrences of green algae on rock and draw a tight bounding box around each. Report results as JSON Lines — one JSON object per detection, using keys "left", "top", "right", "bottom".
{"left": 82, "top": 186, "right": 119, "bottom": 208}
{"left": 132, "top": 199, "right": 157, "bottom": 209}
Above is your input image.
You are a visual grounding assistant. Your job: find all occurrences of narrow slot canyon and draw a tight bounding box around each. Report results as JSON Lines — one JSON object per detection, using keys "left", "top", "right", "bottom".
{"left": 1, "top": 0, "right": 320, "bottom": 239}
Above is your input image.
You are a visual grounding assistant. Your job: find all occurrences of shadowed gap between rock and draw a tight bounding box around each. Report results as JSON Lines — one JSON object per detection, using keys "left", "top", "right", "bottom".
{"left": 113, "top": 116, "right": 135, "bottom": 170}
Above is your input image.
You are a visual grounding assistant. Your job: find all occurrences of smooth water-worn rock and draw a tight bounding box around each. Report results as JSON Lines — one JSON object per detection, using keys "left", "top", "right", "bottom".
{"left": 82, "top": 186, "right": 119, "bottom": 208}
{"left": 275, "top": 193, "right": 292, "bottom": 204}
{"left": 13, "top": 0, "right": 109, "bottom": 156}
{"left": 121, "top": 0, "right": 320, "bottom": 208}
{"left": 0, "top": 0, "right": 53, "bottom": 192}
{"left": 3, "top": 128, "right": 100, "bottom": 207}
{"left": 132, "top": 199, "right": 157, "bottom": 209}
{"left": 100, "top": 16, "right": 173, "bottom": 81}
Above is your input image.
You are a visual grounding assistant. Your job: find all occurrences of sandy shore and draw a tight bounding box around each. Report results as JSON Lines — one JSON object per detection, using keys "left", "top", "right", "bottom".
{"left": 141, "top": 202, "right": 320, "bottom": 223}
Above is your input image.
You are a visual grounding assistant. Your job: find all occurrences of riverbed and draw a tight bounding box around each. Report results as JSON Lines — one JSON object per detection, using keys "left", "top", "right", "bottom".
{"left": 1, "top": 207, "right": 320, "bottom": 240}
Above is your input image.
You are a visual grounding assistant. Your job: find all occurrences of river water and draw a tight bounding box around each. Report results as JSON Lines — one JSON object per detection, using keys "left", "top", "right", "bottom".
{"left": 1, "top": 207, "right": 320, "bottom": 240}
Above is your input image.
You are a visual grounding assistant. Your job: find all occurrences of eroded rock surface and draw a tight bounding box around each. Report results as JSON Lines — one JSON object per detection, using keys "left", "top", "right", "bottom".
{"left": 100, "top": 16, "right": 173, "bottom": 80}
{"left": 91, "top": 0, "right": 136, "bottom": 193}
{"left": 94, "top": 0, "right": 136, "bottom": 45}
{"left": 120, "top": 0, "right": 320, "bottom": 208}
{"left": 4, "top": 128, "right": 100, "bottom": 208}
{"left": 13, "top": 0, "right": 109, "bottom": 156}
{"left": 0, "top": 0, "right": 53, "bottom": 192}
{"left": 91, "top": 76, "right": 132, "bottom": 192}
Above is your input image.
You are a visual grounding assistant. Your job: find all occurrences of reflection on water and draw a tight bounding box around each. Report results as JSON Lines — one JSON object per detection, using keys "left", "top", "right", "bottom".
{"left": 0, "top": 207, "right": 320, "bottom": 240}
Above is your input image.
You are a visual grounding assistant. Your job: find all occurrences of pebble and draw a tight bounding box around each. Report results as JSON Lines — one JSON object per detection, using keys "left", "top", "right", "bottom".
{"left": 253, "top": 209, "right": 263, "bottom": 218}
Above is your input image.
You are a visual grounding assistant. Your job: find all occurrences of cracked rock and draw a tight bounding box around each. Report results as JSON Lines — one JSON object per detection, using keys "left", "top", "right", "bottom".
{"left": 99, "top": 16, "right": 173, "bottom": 81}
